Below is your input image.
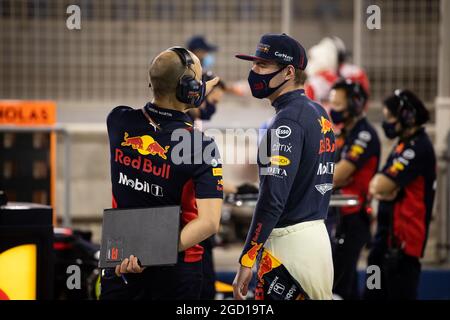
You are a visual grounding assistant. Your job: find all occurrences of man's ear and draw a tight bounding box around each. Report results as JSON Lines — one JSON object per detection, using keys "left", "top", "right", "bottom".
{"left": 286, "top": 65, "right": 295, "bottom": 81}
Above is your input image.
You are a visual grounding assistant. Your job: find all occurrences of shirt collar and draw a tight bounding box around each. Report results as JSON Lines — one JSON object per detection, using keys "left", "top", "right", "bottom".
{"left": 400, "top": 127, "right": 426, "bottom": 143}
{"left": 144, "top": 102, "right": 193, "bottom": 125}
{"left": 347, "top": 117, "right": 366, "bottom": 135}
{"left": 271, "top": 89, "right": 306, "bottom": 111}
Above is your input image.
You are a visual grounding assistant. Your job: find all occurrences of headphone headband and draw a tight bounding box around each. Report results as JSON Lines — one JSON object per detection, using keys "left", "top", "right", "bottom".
{"left": 169, "top": 46, "right": 194, "bottom": 67}
{"left": 394, "top": 89, "right": 416, "bottom": 127}
{"left": 332, "top": 78, "right": 367, "bottom": 116}
{"left": 167, "top": 46, "right": 204, "bottom": 106}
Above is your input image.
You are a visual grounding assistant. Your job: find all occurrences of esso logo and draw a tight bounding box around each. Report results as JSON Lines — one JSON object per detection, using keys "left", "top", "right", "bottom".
{"left": 275, "top": 126, "right": 291, "bottom": 139}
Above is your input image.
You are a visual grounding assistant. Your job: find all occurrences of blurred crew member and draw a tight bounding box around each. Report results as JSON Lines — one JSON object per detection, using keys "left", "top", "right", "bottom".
{"left": 185, "top": 69, "right": 225, "bottom": 300}
{"left": 365, "top": 90, "right": 436, "bottom": 300}
{"left": 187, "top": 35, "right": 217, "bottom": 71}
{"left": 328, "top": 79, "right": 380, "bottom": 299}
{"left": 101, "top": 47, "right": 223, "bottom": 300}
{"left": 232, "top": 33, "right": 335, "bottom": 300}
{"left": 187, "top": 35, "right": 246, "bottom": 97}
{"left": 305, "top": 37, "right": 369, "bottom": 107}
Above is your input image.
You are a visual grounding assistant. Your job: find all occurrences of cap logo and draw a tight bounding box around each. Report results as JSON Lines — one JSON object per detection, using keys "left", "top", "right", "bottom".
{"left": 275, "top": 51, "right": 293, "bottom": 62}
{"left": 257, "top": 43, "right": 270, "bottom": 53}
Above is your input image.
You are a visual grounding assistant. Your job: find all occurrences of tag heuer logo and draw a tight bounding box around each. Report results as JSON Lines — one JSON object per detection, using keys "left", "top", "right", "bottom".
{"left": 315, "top": 183, "right": 333, "bottom": 195}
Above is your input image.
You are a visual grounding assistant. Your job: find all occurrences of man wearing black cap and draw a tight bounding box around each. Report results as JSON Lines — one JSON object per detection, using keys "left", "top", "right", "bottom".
{"left": 187, "top": 35, "right": 217, "bottom": 70}
{"left": 232, "top": 33, "right": 335, "bottom": 300}
{"left": 365, "top": 90, "right": 436, "bottom": 300}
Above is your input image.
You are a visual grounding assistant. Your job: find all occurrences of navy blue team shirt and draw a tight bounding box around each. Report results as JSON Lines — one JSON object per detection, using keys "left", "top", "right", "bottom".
{"left": 107, "top": 103, "right": 223, "bottom": 263}
{"left": 380, "top": 128, "right": 436, "bottom": 258}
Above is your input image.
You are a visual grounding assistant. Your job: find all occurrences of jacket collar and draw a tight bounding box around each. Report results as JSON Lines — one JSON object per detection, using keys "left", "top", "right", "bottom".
{"left": 272, "top": 89, "right": 306, "bottom": 111}
{"left": 144, "top": 102, "right": 193, "bottom": 125}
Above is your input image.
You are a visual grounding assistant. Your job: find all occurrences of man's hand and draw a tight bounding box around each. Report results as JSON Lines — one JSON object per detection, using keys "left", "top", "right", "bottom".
{"left": 369, "top": 174, "right": 399, "bottom": 201}
{"left": 115, "top": 255, "right": 145, "bottom": 276}
{"left": 205, "top": 77, "right": 220, "bottom": 96}
{"left": 372, "top": 188, "right": 399, "bottom": 201}
{"left": 232, "top": 265, "right": 253, "bottom": 300}
{"left": 333, "top": 159, "right": 356, "bottom": 189}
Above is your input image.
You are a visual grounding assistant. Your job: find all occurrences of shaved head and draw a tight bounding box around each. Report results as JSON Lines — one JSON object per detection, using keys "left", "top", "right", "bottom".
{"left": 149, "top": 49, "right": 202, "bottom": 100}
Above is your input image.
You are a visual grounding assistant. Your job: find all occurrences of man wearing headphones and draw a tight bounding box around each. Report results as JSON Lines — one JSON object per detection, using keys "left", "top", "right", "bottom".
{"left": 328, "top": 79, "right": 380, "bottom": 299}
{"left": 101, "top": 47, "right": 223, "bottom": 300}
{"left": 365, "top": 90, "right": 436, "bottom": 300}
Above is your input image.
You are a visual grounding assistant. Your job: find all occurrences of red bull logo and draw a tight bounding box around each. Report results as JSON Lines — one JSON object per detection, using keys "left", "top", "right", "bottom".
{"left": 319, "top": 137, "right": 336, "bottom": 154}
{"left": 241, "top": 242, "right": 263, "bottom": 267}
{"left": 115, "top": 148, "right": 171, "bottom": 179}
{"left": 253, "top": 82, "right": 265, "bottom": 90}
{"left": 121, "top": 132, "right": 170, "bottom": 160}
{"left": 318, "top": 116, "right": 334, "bottom": 135}
{"left": 257, "top": 250, "right": 282, "bottom": 282}
{"left": 247, "top": 243, "right": 262, "bottom": 261}
{"left": 257, "top": 254, "right": 273, "bottom": 280}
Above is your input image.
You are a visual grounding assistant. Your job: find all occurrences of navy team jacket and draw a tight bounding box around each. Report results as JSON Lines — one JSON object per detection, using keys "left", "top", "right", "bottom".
{"left": 240, "top": 89, "right": 336, "bottom": 267}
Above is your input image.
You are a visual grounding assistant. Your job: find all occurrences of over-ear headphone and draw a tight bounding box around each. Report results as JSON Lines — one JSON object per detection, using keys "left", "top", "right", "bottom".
{"left": 332, "top": 78, "right": 367, "bottom": 116}
{"left": 394, "top": 89, "right": 416, "bottom": 127}
{"left": 169, "top": 46, "right": 204, "bottom": 105}
{"left": 347, "top": 81, "right": 367, "bottom": 116}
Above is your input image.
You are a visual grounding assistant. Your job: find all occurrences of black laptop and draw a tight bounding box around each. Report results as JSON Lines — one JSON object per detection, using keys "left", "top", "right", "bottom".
{"left": 99, "top": 206, "right": 181, "bottom": 268}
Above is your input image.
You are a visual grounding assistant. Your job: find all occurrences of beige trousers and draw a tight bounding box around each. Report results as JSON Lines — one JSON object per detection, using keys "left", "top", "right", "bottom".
{"left": 264, "top": 219, "right": 334, "bottom": 300}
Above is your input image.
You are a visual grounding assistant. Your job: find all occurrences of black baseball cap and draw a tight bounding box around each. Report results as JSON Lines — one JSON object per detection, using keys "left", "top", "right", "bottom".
{"left": 236, "top": 33, "right": 308, "bottom": 70}
{"left": 187, "top": 36, "right": 217, "bottom": 52}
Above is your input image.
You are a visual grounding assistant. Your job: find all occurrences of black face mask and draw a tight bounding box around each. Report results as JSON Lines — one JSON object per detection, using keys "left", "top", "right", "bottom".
{"left": 247, "top": 67, "right": 288, "bottom": 99}
{"left": 382, "top": 121, "right": 399, "bottom": 139}
{"left": 330, "top": 110, "right": 347, "bottom": 124}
